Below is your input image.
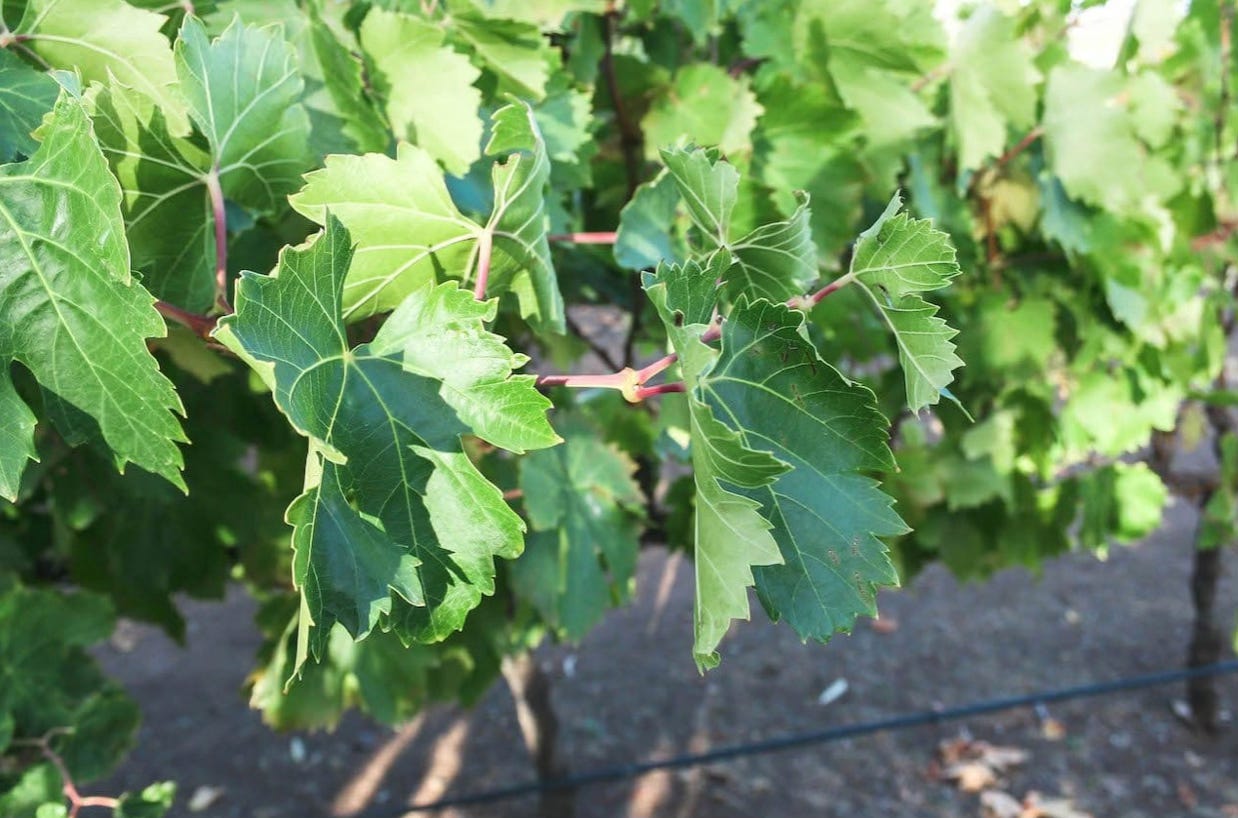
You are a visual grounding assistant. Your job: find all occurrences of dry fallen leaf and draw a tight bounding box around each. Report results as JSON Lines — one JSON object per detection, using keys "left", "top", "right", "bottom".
{"left": 939, "top": 738, "right": 1029, "bottom": 793}
{"left": 947, "top": 761, "right": 997, "bottom": 793}
{"left": 1024, "top": 792, "right": 1093, "bottom": 818}
{"left": 1040, "top": 718, "right": 1067, "bottom": 741}
{"left": 980, "top": 789, "right": 1023, "bottom": 818}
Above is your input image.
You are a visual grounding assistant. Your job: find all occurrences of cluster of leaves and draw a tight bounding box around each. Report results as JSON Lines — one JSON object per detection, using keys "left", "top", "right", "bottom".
{"left": 0, "top": 0, "right": 1234, "bottom": 812}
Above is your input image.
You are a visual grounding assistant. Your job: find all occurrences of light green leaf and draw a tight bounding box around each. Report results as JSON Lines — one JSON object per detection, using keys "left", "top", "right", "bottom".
{"left": 752, "top": 71, "right": 864, "bottom": 259}
{"left": 360, "top": 7, "right": 482, "bottom": 176}
{"left": 0, "top": 91, "right": 186, "bottom": 495}
{"left": 305, "top": 0, "right": 389, "bottom": 154}
{"left": 14, "top": 0, "right": 186, "bottom": 131}
{"left": 847, "top": 195, "right": 964, "bottom": 412}
{"left": 793, "top": 0, "right": 943, "bottom": 163}
{"left": 644, "top": 255, "right": 785, "bottom": 669}
{"left": 369, "top": 281, "right": 559, "bottom": 454}
{"left": 703, "top": 298, "right": 905, "bottom": 642}
{"left": 114, "top": 782, "right": 175, "bottom": 818}
{"left": 176, "top": 16, "right": 311, "bottom": 214}
{"left": 948, "top": 6, "right": 1040, "bottom": 171}
{"left": 642, "top": 64, "right": 763, "bottom": 161}
{"left": 662, "top": 145, "right": 737, "bottom": 244}
{"left": 1043, "top": 65, "right": 1181, "bottom": 214}
{"left": 513, "top": 427, "right": 643, "bottom": 639}
{"left": 216, "top": 217, "right": 528, "bottom": 672}
{"left": 452, "top": 12, "right": 552, "bottom": 99}
{"left": 292, "top": 102, "right": 564, "bottom": 330}
{"left": 0, "top": 49, "right": 58, "bottom": 161}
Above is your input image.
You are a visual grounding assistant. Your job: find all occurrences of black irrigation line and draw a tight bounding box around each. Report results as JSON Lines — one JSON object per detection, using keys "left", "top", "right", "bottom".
{"left": 359, "top": 660, "right": 1238, "bottom": 817}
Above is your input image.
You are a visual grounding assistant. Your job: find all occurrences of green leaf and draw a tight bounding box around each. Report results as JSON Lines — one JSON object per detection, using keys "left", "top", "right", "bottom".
{"left": 0, "top": 91, "right": 186, "bottom": 497}
{"left": 14, "top": 0, "right": 186, "bottom": 132}
{"left": 0, "top": 50, "right": 58, "bottom": 161}
{"left": 513, "top": 426, "right": 643, "bottom": 639}
{"left": 451, "top": 12, "right": 552, "bottom": 99}
{"left": 369, "top": 281, "right": 559, "bottom": 454}
{"left": 726, "top": 191, "right": 817, "bottom": 302}
{"left": 216, "top": 217, "right": 533, "bottom": 672}
{"left": 0, "top": 372, "right": 36, "bottom": 501}
{"left": 1043, "top": 65, "right": 1180, "bottom": 214}
{"left": 291, "top": 102, "right": 564, "bottom": 330}
{"left": 847, "top": 195, "right": 964, "bottom": 412}
{"left": 948, "top": 6, "right": 1040, "bottom": 171}
{"left": 0, "top": 581, "right": 140, "bottom": 785}
{"left": 642, "top": 64, "right": 763, "bottom": 161}
{"left": 704, "top": 298, "right": 905, "bottom": 642}
{"left": 360, "top": 7, "right": 483, "bottom": 176}
{"left": 793, "top": 0, "right": 942, "bottom": 163}
{"left": 614, "top": 170, "right": 687, "bottom": 270}
{"left": 305, "top": 1, "right": 390, "bottom": 154}
{"left": 644, "top": 255, "right": 785, "bottom": 669}
{"left": 752, "top": 71, "right": 865, "bottom": 258}
{"left": 662, "top": 145, "right": 738, "bottom": 245}
{"left": 87, "top": 80, "right": 215, "bottom": 310}
{"left": 176, "top": 16, "right": 312, "bottom": 214}
{"left": 114, "top": 783, "right": 175, "bottom": 818}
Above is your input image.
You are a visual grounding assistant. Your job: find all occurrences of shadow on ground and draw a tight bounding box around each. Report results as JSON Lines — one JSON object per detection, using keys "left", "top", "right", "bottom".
{"left": 94, "top": 498, "right": 1238, "bottom": 818}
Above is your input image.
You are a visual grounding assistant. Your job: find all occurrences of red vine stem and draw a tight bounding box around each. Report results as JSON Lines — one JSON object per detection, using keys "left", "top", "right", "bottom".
{"left": 472, "top": 228, "right": 495, "bottom": 301}
{"left": 547, "top": 232, "right": 619, "bottom": 244}
{"left": 14, "top": 730, "right": 119, "bottom": 818}
{"left": 205, "top": 166, "right": 230, "bottom": 312}
{"left": 156, "top": 300, "right": 217, "bottom": 338}
{"left": 535, "top": 275, "right": 844, "bottom": 401}
{"left": 994, "top": 125, "right": 1044, "bottom": 170}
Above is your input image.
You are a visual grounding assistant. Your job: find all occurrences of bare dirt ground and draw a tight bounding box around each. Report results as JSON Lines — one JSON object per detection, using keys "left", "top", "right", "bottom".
{"left": 92, "top": 497, "right": 1238, "bottom": 818}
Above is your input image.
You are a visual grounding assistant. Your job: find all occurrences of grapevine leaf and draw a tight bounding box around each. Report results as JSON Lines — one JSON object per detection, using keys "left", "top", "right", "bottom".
{"left": 702, "top": 299, "right": 906, "bottom": 642}
{"left": 0, "top": 91, "right": 186, "bottom": 496}
{"left": 1043, "top": 65, "right": 1181, "bottom": 214}
{"left": 292, "top": 102, "right": 564, "bottom": 330}
{"left": 0, "top": 581, "right": 140, "bottom": 782}
{"left": 662, "top": 145, "right": 737, "bottom": 245}
{"left": 114, "top": 783, "right": 175, "bottom": 818}
{"left": 662, "top": 148, "right": 817, "bottom": 301}
{"left": 513, "top": 427, "right": 644, "bottom": 639}
{"left": 176, "top": 16, "right": 312, "bottom": 214}
{"left": 305, "top": 0, "right": 389, "bottom": 154}
{"left": 451, "top": 12, "right": 553, "bottom": 99}
{"left": 0, "top": 373, "right": 36, "bottom": 501}
{"left": 368, "top": 281, "right": 559, "bottom": 454}
{"left": 13, "top": 0, "right": 186, "bottom": 132}
{"left": 290, "top": 144, "right": 476, "bottom": 318}
{"left": 752, "top": 71, "right": 865, "bottom": 258}
{"left": 87, "top": 81, "right": 215, "bottom": 310}
{"left": 642, "top": 64, "right": 763, "bottom": 161}
{"left": 644, "top": 254, "right": 785, "bottom": 669}
{"left": 614, "top": 170, "right": 687, "bottom": 270}
{"left": 0, "top": 49, "right": 58, "bottom": 161}
{"left": 848, "top": 195, "right": 963, "bottom": 412}
{"left": 360, "top": 7, "right": 483, "bottom": 176}
{"left": 948, "top": 6, "right": 1040, "bottom": 171}
{"left": 793, "top": 0, "right": 942, "bottom": 160}
{"left": 726, "top": 191, "right": 817, "bottom": 302}
{"left": 216, "top": 218, "right": 528, "bottom": 671}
